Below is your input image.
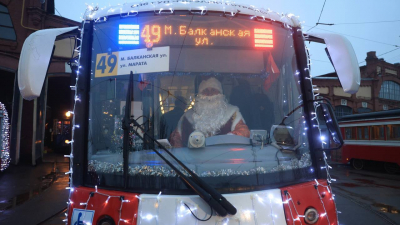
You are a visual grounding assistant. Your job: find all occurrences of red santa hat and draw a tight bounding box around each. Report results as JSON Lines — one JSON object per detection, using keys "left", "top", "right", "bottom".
{"left": 198, "top": 77, "right": 223, "bottom": 94}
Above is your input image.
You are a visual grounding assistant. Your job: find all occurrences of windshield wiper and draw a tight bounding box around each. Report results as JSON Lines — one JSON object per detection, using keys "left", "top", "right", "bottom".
{"left": 122, "top": 72, "right": 236, "bottom": 217}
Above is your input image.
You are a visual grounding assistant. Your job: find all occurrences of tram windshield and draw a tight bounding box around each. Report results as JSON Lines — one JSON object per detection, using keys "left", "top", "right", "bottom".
{"left": 87, "top": 13, "right": 315, "bottom": 193}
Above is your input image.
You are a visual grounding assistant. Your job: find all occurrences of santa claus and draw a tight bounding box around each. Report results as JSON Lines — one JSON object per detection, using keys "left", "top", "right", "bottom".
{"left": 169, "top": 77, "right": 250, "bottom": 148}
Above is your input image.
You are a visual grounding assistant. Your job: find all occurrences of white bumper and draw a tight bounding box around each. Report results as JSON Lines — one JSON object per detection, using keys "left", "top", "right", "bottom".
{"left": 138, "top": 189, "right": 287, "bottom": 225}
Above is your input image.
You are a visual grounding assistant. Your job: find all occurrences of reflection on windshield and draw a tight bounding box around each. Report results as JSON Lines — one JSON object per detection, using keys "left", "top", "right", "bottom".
{"left": 86, "top": 14, "right": 314, "bottom": 191}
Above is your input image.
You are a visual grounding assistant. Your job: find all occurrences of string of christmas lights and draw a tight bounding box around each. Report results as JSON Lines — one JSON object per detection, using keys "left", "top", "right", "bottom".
{"left": 63, "top": 5, "right": 89, "bottom": 224}
{"left": 284, "top": 191, "right": 303, "bottom": 225}
{"left": 0, "top": 102, "right": 10, "bottom": 171}
{"left": 307, "top": 50, "right": 340, "bottom": 224}
{"left": 314, "top": 179, "right": 331, "bottom": 224}
{"left": 64, "top": 5, "right": 140, "bottom": 224}
{"left": 322, "top": 151, "right": 341, "bottom": 222}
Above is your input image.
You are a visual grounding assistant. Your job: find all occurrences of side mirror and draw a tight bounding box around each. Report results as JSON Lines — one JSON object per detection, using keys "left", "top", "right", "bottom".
{"left": 305, "top": 33, "right": 361, "bottom": 94}
{"left": 315, "top": 102, "right": 343, "bottom": 150}
{"left": 18, "top": 26, "right": 79, "bottom": 100}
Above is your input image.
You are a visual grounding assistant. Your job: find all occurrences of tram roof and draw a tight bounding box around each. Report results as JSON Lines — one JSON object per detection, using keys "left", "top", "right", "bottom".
{"left": 338, "top": 109, "right": 400, "bottom": 122}
{"left": 86, "top": 1, "right": 301, "bottom": 28}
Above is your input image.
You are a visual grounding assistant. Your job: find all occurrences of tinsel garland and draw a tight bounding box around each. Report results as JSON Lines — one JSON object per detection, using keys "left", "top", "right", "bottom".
{"left": 88, "top": 152, "right": 311, "bottom": 177}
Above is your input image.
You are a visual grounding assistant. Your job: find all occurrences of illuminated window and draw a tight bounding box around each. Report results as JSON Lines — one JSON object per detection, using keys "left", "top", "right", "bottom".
{"left": 379, "top": 81, "right": 400, "bottom": 101}
{"left": 0, "top": 4, "right": 16, "bottom": 41}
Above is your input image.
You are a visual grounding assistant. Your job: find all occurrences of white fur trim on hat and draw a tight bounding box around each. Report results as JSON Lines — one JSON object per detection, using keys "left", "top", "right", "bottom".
{"left": 199, "top": 78, "right": 223, "bottom": 94}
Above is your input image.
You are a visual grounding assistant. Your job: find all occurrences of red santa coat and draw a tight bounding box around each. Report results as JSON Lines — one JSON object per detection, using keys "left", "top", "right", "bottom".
{"left": 169, "top": 105, "right": 250, "bottom": 148}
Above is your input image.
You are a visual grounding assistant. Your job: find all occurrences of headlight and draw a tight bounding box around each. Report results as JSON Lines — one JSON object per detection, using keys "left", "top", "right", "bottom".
{"left": 304, "top": 208, "right": 319, "bottom": 224}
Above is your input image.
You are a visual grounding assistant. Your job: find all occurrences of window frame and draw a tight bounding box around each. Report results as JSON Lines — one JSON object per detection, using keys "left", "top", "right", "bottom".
{"left": 0, "top": 4, "right": 17, "bottom": 41}
{"left": 357, "top": 126, "right": 369, "bottom": 140}
{"left": 379, "top": 81, "right": 400, "bottom": 101}
{"left": 335, "top": 105, "right": 352, "bottom": 119}
{"left": 386, "top": 124, "right": 400, "bottom": 141}
{"left": 345, "top": 127, "right": 356, "bottom": 140}
{"left": 370, "top": 125, "right": 385, "bottom": 141}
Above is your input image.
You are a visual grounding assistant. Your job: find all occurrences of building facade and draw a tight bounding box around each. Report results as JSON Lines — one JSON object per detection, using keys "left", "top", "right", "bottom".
{"left": 0, "top": 0, "right": 79, "bottom": 165}
{"left": 312, "top": 51, "right": 400, "bottom": 118}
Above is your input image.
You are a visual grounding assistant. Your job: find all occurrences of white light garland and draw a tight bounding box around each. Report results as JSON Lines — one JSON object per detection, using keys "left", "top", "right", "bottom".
{"left": 64, "top": 5, "right": 90, "bottom": 224}
{"left": 283, "top": 191, "right": 302, "bottom": 225}
{"left": 307, "top": 54, "right": 340, "bottom": 224}
{"left": 72, "top": 189, "right": 136, "bottom": 225}
{"left": 79, "top": 193, "right": 93, "bottom": 224}
{"left": 63, "top": 6, "right": 140, "bottom": 225}
{"left": 322, "top": 151, "right": 341, "bottom": 222}
{"left": 314, "top": 179, "right": 330, "bottom": 225}
{"left": 0, "top": 102, "right": 10, "bottom": 171}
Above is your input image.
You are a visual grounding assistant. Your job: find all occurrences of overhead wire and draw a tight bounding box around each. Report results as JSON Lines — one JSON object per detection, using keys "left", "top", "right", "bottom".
{"left": 310, "top": 58, "right": 331, "bottom": 63}
{"left": 358, "top": 47, "right": 400, "bottom": 64}
{"left": 304, "top": 25, "right": 399, "bottom": 48}
{"left": 307, "top": 0, "right": 327, "bottom": 32}
{"left": 302, "top": 3, "right": 400, "bottom": 72}
{"left": 55, "top": 7, "right": 62, "bottom": 17}
{"left": 317, "top": 19, "right": 400, "bottom": 25}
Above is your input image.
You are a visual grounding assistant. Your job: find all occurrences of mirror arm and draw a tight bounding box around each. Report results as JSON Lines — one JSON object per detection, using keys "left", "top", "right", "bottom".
{"left": 55, "top": 30, "right": 80, "bottom": 41}
{"left": 303, "top": 34, "right": 325, "bottom": 44}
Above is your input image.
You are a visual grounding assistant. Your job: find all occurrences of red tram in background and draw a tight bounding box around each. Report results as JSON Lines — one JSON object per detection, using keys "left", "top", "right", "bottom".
{"left": 335, "top": 109, "right": 400, "bottom": 173}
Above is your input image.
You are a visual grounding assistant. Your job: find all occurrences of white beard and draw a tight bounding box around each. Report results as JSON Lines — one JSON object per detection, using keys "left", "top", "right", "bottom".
{"left": 192, "top": 94, "right": 228, "bottom": 137}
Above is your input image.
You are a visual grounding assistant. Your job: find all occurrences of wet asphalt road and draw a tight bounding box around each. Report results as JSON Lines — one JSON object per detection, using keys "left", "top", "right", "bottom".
{"left": 0, "top": 154, "right": 70, "bottom": 225}
{"left": 331, "top": 164, "right": 400, "bottom": 225}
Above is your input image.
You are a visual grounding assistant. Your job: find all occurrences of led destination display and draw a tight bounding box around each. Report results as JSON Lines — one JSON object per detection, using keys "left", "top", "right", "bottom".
{"left": 116, "top": 16, "right": 275, "bottom": 48}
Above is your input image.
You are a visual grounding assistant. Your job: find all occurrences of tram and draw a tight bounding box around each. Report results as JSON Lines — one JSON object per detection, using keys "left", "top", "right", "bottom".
{"left": 17, "top": 1, "right": 361, "bottom": 225}
{"left": 336, "top": 109, "right": 400, "bottom": 174}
